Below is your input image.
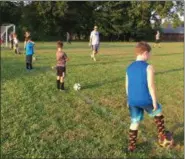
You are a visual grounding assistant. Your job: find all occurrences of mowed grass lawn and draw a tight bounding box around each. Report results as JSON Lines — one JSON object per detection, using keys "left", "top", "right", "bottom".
{"left": 1, "top": 42, "right": 184, "bottom": 158}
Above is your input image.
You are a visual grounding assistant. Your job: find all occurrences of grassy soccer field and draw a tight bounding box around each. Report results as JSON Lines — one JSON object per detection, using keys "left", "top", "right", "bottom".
{"left": 1, "top": 42, "right": 184, "bottom": 158}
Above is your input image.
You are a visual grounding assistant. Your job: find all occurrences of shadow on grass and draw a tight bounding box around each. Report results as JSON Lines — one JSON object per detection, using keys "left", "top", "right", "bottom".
{"left": 69, "top": 59, "right": 134, "bottom": 67}
{"left": 1, "top": 56, "right": 53, "bottom": 82}
{"left": 171, "top": 122, "right": 184, "bottom": 146}
{"left": 154, "top": 53, "right": 183, "bottom": 57}
{"left": 82, "top": 77, "right": 124, "bottom": 90}
{"left": 174, "top": 130, "right": 184, "bottom": 146}
{"left": 156, "top": 68, "right": 183, "bottom": 75}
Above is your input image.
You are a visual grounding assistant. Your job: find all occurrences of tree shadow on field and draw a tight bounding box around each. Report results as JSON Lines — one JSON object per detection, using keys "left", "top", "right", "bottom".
{"left": 1, "top": 56, "right": 53, "bottom": 82}
{"left": 69, "top": 59, "right": 134, "bottom": 67}
{"left": 174, "top": 130, "right": 184, "bottom": 146}
{"left": 82, "top": 77, "right": 124, "bottom": 90}
{"left": 153, "top": 53, "right": 183, "bottom": 57}
{"left": 156, "top": 68, "right": 183, "bottom": 75}
{"left": 171, "top": 122, "right": 184, "bottom": 146}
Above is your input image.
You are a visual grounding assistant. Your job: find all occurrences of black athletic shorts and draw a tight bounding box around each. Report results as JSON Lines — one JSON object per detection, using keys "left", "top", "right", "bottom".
{"left": 56, "top": 66, "right": 66, "bottom": 77}
{"left": 26, "top": 55, "right": 32, "bottom": 64}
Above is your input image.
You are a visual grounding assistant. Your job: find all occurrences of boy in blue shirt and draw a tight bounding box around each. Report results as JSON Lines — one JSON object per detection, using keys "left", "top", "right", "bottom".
{"left": 125, "top": 41, "right": 174, "bottom": 152}
{"left": 25, "top": 36, "right": 35, "bottom": 70}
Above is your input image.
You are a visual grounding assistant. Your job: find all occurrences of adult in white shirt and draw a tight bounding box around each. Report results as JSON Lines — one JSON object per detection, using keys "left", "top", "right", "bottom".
{"left": 89, "top": 26, "right": 100, "bottom": 61}
{"left": 9, "top": 32, "right": 13, "bottom": 49}
{"left": 154, "top": 30, "right": 161, "bottom": 48}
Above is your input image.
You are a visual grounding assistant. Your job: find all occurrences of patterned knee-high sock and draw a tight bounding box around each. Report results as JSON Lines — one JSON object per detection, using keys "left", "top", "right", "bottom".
{"left": 154, "top": 115, "right": 165, "bottom": 136}
{"left": 128, "top": 129, "right": 138, "bottom": 151}
{"left": 26, "top": 63, "right": 29, "bottom": 69}
{"left": 56, "top": 80, "right": 60, "bottom": 89}
{"left": 60, "top": 82, "right": 64, "bottom": 90}
{"left": 30, "top": 63, "right": 33, "bottom": 69}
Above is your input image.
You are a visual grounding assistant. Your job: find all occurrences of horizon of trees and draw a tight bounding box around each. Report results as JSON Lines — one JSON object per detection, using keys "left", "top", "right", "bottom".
{"left": 0, "top": 1, "right": 184, "bottom": 41}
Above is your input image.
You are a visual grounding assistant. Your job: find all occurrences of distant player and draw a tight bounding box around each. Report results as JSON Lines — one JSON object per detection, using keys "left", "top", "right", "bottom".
{"left": 13, "top": 33, "right": 20, "bottom": 54}
{"left": 24, "top": 31, "right": 31, "bottom": 49}
{"left": 56, "top": 41, "right": 69, "bottom": 91}
{"left": 125, "top": 42, "right": 173, "bottom": 152}
{"left": 25, "top": 36, "right": 35, "bottom": 70}
{"left": 9, "top": 32, "right": 13, "bottom": 49}
{"left": 89, "top": 26, "right": 100, "bottom": 61}
{"left": 0, "top": 36, "right": 4, "bottom": 48}
{"left": 66, "top": 32, "right": 71, "bottom": 44}
{"left": 154, "top": 30, "right": 161, "bottom": 48}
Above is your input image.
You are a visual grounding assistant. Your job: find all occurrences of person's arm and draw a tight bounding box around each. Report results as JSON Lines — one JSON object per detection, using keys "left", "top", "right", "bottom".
{"left": 33, "top": 44, "right": 35, "bottom": 54}
{"left": 56, "top": 52, "right": 59, "bottom": 61}
{"left": 147, "top": 65, "right": 158, "bottom": 111}
{"left": 125, "top": 73, "right": 129, "bottom": 107}
{"left": 64, "top": 53, "right": 69, "bottom": 61}
{"left": 89, "top": 32, "right": 92, "bottom": 46}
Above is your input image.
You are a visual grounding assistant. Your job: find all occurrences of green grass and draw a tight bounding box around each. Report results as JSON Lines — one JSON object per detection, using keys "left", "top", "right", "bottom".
{"left": 1, "top": 42, "right": 184, "bottom": 158}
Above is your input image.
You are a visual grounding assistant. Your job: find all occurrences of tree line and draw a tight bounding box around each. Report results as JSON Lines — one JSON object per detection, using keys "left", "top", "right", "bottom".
{"left": 0, "top": 1, "right": 184, "bottom": 41}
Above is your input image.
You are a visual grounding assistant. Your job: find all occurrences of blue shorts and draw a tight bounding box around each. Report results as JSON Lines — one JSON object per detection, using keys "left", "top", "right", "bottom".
{"left": 129, "top": 103, "right": 162, "bottom": 123}
{"left": 92, "top": 44, "right": 99, "bottom": 52}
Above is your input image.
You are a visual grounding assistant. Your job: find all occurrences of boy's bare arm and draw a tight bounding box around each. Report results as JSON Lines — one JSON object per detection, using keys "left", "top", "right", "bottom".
{"left": 125, "top": 73, "right": 129, "bottom": 107}
{"left": 147, "top": 65, "right": 158, "bottom": 111}
{"left": 89, "top": 34, "right": 92, "bottom": 46}
{"left": 125, "top": 73, "right": 128, "bottom": 96}
{"left": 66, "top": 57, "right": 69, "bottom": 61}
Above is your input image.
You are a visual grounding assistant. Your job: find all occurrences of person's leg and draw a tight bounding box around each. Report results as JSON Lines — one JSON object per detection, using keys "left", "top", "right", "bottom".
{"left": 158, "top": 40, "right": 161, "bottom": 48}
{"left": 60, "top": 76, "right": 64, "bottom": 90}
{"left": 145, "top": 104, "right": 173, "bottom": 146}
{"left": 92, "top": 45, "right": 98, "bottom": 61}
{"left": 93, "top": 50, "right": 96, "bottom": 61}
{"left": 26, "top": 56, "right": 29, "bottom": 69}
{"left": 14, "top": 44, "right": 17, "bottom": 54}
{"left": 60, "top": 67, "right": 66, "bottom": 90}
{"left": 26, "top": 63, "right": 29, "bottom": 69}
{"left": 15, "top": 48, "right": 17, "bottom": 54}
{"left": 56, "top": 76, "right": 60, "bottom": 89}
{"left": 11, "top": 40, "right": 13, "bottom": 49}
{"left": 9, "top": 41, "right": 11, "bottom": 49}
{"left": 154, "top": 41, "right": 157, "bottom": 47}
{"left": 95, "top": 44, "right": 99, "bottom": 55}
{"left": 30, "top": 55, "right": 33, "bottom": 69}
{"left": 16, "top": 44, "right": 20, "bottom": 54}
{"left": 145, "top": 104, "right": 165, "bottom": 135}
{"left": 127, "top": 106, "right": 143, "bottom": 152}
{"left": 56, "top": 66, "right": 61, "bottom": 89}
{"left": 90, "top": 45, "right": 95, "bottom": 60}
{"left": 26, "top": 55, "right": 32, "bottom": 69}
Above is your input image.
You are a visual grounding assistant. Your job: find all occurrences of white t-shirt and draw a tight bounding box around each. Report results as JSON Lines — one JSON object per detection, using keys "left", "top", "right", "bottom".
{"left": 90, "top": 30, "right": 100, "bottom": 45}
{"left": 14, "top": 38, "right": 18, "bottom": 44}
{"left": 9, "top": 35, "right": 12, "bottom": 41}
{"left": 156, "top": 33, "right": 160, "bottom": 40}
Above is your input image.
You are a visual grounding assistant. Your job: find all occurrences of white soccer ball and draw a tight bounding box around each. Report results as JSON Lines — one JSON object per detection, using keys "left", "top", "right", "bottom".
{"left": 73, "top": 83, "right": 81, "bottom": 91}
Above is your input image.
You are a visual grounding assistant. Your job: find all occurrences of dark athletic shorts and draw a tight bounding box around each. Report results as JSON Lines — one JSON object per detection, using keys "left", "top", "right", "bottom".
{"left": 26, "top": 55, "right": 32, "bottom": 64}
{"left": 92, "top": 44, "right": 99, "bottom": 52}
{"left": 156, "top": 39, "right": 160, "bottom": 43}
{"left": 56, "top": 66, "right": 66, "bottom": 77}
